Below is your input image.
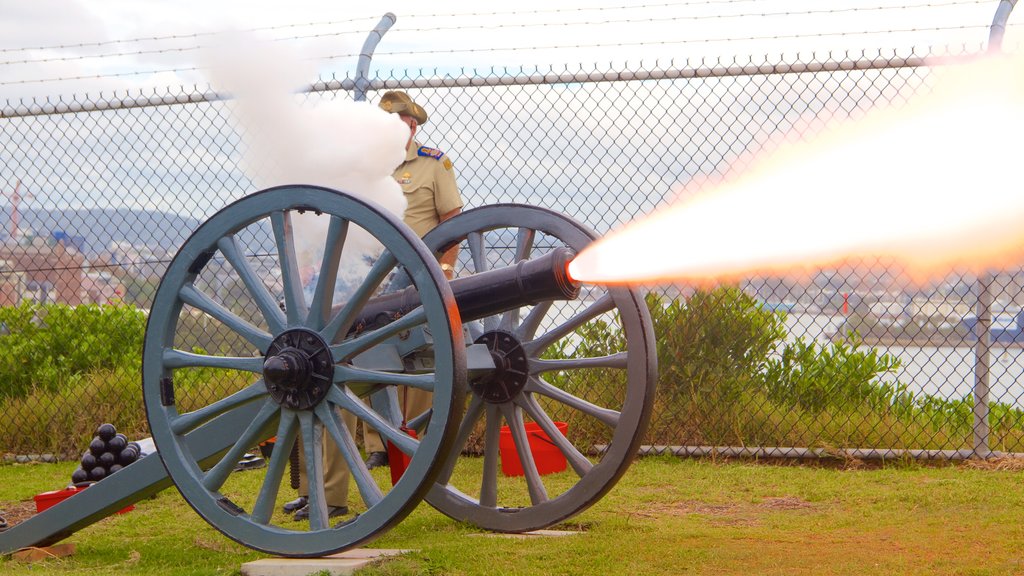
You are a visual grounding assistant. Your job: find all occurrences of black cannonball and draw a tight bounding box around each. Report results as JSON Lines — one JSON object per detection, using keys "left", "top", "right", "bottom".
{"left": 96, "top": 423, "right": 117, "bottom": 441}
{"left": 89, "top": 436, "right": 106, "bottom": 457}
{"left": 71, "top": 468, "right": 89, "bottom": 484}
{"left": 119, "top": 447, "right": 139, "bottom": 465}
{"left": 108, "top": 464, "right": 123, "bottom": 475}
{"left": 89, "top": 466, "right": 107, "bottom": 481}
{"left": 81, "top": 452, "right": 97, "bottom": 470}
{"left": 98, "top": 451, "right": 116, "bottom": 468}
{"left": 106, "top": 435, "right": 127, "bottom": 453}
{"left": 126, "top": 441, "right": 141, "bottom": 453}
{"left": 114, "top": 433, "right": 127, "bottom": 445}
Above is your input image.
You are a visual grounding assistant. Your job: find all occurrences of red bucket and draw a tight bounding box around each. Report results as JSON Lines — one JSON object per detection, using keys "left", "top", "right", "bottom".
{"left": 386, "top": 426, "right": 418, "bottom": 486}
{"left": 499, "top": 421, "right": 568, "bottom": 477}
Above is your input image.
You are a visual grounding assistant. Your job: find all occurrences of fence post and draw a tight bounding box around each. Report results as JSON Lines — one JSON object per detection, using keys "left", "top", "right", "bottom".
{"left": 971, "top": 0, "right": 1019, "bottom": 459}
{"left": 972, "top": 274, "right": 993, "bottom": 458}
{"left": 354, "top": 13, "right": 397, "bottom": 103}
{"left": 988, "top": 0, "right": 1018, "bottom": 51}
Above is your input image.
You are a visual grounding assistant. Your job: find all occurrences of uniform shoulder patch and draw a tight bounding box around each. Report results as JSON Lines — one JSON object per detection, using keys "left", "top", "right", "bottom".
{"left": 417, "top": 146, "right": 445, "bottom": 160}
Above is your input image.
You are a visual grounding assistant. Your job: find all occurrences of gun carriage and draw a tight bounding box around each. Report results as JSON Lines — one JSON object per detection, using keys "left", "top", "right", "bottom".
{"left": 0, "top": 185, "right": 656, "bottom": 558}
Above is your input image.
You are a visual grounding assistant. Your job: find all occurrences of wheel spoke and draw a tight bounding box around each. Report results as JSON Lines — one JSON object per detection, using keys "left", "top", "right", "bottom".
{"left": 202, "top": 399, "right": 279, "bottom": 492}
{"left": 479, "top": 403, "right": 502, "bottom": 508}
{"left": 499, "top": 307, "right": 521, "bottom": 333}
{"left": 531, "top": 352, "right": 628, "bottom": 374}
{"left": 525, "top": 293, "right": 615, "bottom": 355}
{"left": 526, "top": 376, "right": 621, "bottom": 429}
{"left": 499, "top": 228, "right": 534, "bottom": 333}
{"left": 326, "top": 387, "right": 419, "bottom": 455}
{"left": 467, "top": 231, "right": 487, "bottom": 273}
{"left": 217, "top": 235, "right": 286, "bottom": 334}
{"left": 162, "top": 349, "right": 265, "bottom": 373}
{"left": 316, "top": 402, "right": 384, "bottom": 509}
{"left": 518, "top": 393, "right": 593, "bottom": 477}
{"left": 305, "top": 216, "right": 349, "bottom": 330}
{"left": 436, "top": 396, "right": 484, "bottom": 484}
{"left": 331, "top": 306, "right": 427, "bottom": 362}
{"left": 333, "top": 365, "right": 436, "bottom": 391}
{"left": 500, "top": 403, "right": 548, "bottom": 505}
{"left": 170, "top": 381, "right": 269, "bottom": 435}
{"left": 406, "top": 407, "right": 432, "bottom": 432}
{"left": 272, "top": 210, "right": 307, "bottom": 325}
{"left": 516, "top": 300, "right": 553, "bottom": 341}
{"left": 320, "top": 251, "right": 398, "bottom": 344}
{"left": 298, "top": 411, "right": 329, "bottom": 531}
{"left": 179, "top": 285, "right": 272, "bottom": 351}
{"left": 514, "top": 227, "right": 536, "bottom": 262}
{"left": 251, "top": 409, "right": 298, "bottom": 524}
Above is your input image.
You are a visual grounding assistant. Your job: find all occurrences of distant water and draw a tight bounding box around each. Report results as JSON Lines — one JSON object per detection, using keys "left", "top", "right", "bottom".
{"left": 785, "top": 313, "right": 1024, "bottom": 409}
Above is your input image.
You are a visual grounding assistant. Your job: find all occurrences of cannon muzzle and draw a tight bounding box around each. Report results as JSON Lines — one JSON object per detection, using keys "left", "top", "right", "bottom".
{"left": 351, "top": 246, "right": 579, "bottom": 333}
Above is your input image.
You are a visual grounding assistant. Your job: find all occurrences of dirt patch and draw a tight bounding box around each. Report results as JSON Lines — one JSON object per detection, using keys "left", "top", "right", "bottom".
{"left": 547, "top": 520, "right": 594, "bottom": 532}
{"left": 759, "top": 496, "right": 814, "bottom": 511}
{"left": 632, "top": 496, "right": 816, "bottom": 527}
{"left": 1, "top": 499, "right": 38, "bottom": 529}
{"left": 962, "top": 457, "right": 1024, "bottom": 471}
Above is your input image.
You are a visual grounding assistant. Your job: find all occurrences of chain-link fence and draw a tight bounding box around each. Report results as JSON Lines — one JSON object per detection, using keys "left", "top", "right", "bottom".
{"left": 1, "top": 46, "right": 1021, "bottom": 460}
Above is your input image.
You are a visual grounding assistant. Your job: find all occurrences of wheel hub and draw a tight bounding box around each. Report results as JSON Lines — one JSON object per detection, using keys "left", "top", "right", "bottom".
{"left": 469, "top": 330, "right": 529, "bottom": 403}
{"left": 263, "top": 328, "right": 334, "bottom": 409}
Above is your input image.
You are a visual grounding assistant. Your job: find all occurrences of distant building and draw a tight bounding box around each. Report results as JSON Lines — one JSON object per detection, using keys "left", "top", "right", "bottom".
{"left": 0, "top": 239, "right": 85, "bottom": 304}
{"left": 0, "top": 236, "right": 127, "bottom": 306}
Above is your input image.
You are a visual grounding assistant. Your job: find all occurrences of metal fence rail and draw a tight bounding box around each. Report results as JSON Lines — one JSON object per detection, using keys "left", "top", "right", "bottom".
{"left": 1, "top": 46, "right": 1022, "bottom": 459}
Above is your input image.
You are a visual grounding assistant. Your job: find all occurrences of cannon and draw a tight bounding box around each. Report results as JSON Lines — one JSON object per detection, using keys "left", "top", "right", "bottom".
{"left": 0, "top": 185, "right": 656, "bottom": 558}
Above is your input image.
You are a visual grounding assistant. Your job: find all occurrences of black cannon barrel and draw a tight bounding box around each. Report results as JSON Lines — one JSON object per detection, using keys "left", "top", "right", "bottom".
{"left": 350, "top": 247, "right": 579, "bottom": 334}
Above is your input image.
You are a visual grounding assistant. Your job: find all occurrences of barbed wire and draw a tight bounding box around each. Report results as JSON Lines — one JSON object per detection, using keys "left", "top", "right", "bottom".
{"left": 0, "top": 17, "right": 378, "bottom": 55}
{"left": 6, "top": 0, "right": 990, "bottom": 68}
{"left": 0, "top": 0, "right": 990, "bottom": 58}
{"left": 0, "top": 4, "right": 1008, "bottom": 87}
{"left": 318, "top": 24, "right": 994, "bottom": 61}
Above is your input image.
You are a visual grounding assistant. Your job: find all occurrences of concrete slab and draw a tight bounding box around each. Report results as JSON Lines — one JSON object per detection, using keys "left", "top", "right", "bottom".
{"left": 469, "top": 529, "right": 581, "bottom": 539}
{"left": 240, "top": 549, "right": 410, "bottom": 576}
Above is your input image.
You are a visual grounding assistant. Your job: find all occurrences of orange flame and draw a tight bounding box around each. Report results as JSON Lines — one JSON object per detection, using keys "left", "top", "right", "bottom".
{"left": 569, "top": 53, "right": 1024, "bottom": 286}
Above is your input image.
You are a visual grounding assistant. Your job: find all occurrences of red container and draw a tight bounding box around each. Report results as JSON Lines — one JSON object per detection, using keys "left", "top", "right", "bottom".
{"left": 34, "top": 486, "right": 134, "bottom": 514}
{"left": 499, "top": 421, "right": 568, "bottom": 477}
{"left": 386, "top": 426, "right": 418, "bottom": 486}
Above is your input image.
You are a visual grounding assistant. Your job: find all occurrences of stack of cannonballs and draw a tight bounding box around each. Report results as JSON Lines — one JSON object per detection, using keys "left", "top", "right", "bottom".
{"left": 70, "top": 423, "right": 142, "bottom": 485}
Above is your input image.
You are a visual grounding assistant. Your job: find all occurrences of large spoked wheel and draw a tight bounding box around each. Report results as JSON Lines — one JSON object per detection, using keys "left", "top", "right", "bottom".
{"left": 143, "top": 185, "right": 465, "bottom": 557}
{"left": 420, "top": 204, "right": 656, "bottom": 532}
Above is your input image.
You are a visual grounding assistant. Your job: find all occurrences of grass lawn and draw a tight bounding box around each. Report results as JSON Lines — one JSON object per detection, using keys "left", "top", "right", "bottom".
{"left": 1, "top": 456, "right": 1023, "bottom": 575}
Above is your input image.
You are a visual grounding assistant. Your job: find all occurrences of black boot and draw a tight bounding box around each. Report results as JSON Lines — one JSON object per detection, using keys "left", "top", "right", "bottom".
{"left": 282, "top": 496, "right": 307, "bottom": 513}
{"left": 365, "top": 451, "right": 388, "bottom": 469}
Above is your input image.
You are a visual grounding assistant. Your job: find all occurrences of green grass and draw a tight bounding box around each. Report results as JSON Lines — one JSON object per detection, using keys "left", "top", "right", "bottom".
{"left": 2, "top": 457, "right": 1023, "bottom": 575}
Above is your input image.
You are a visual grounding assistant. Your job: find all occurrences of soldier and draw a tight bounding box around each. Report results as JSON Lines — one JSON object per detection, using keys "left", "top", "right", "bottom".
{"left": 286, "top": 90, "right": 463, "bottom": 520}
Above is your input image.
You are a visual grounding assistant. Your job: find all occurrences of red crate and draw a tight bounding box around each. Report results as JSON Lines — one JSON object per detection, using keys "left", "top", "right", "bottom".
{"left": 34, "top": 486, "right": 134, "bottom": 514}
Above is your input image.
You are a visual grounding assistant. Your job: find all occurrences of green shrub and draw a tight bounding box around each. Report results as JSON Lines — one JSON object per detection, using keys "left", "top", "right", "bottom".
{"left": 0, "top": 303, "right": 146, "bottom": 400}
{"left": 648, "top": 287, "right": 786, "bottom": 407}
{"left": 539, "top": 285, "right": 1020, "bottom": 450}
{"left": 760, "top": 334, "right": 903, "bottom": 413}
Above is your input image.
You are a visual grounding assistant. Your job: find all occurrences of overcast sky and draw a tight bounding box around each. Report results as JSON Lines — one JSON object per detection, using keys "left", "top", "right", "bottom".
{"left": 0, "top": 0, "right": 1014, "bottom": 102}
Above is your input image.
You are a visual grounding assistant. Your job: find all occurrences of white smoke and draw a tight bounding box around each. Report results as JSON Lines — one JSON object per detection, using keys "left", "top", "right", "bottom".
{"left": 203, "top": 32, "right": 409, "bottom": 300}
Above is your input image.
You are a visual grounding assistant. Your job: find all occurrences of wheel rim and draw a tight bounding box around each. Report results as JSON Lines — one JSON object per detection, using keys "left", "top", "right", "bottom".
{"left": 143, "top": 185, "right": 465, "bottom": 557}
{"left": 420, "top": 204, "right": 657, "bottom": 532}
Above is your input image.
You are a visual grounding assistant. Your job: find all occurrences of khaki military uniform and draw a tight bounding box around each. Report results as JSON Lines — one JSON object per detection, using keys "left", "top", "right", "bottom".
{"left": 363, "top": 140, "right": 463, "bottom": 453}
{"left": 309, "top": 140, "right": 463, "bottom": 506}
{"left": 396, "top": 140, "right": 463, "bottom": 237}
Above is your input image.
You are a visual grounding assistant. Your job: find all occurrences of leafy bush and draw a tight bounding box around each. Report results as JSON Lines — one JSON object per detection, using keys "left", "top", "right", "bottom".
{"left": 761, "top": 334, "right": 903, "bottom": 413}
{"left": 0, "top": 303, "right": 146, "bottom": 400}
{"left": 648, "top": 287, "right": 786, "bottom": 407}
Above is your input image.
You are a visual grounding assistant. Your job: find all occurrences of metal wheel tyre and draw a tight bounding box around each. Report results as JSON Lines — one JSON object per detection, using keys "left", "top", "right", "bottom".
{"left": 143, "top": 185, "right": 465, "bottom": 557}
{"left": 420, "top": 204, "right": 657, "bottom": 532}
